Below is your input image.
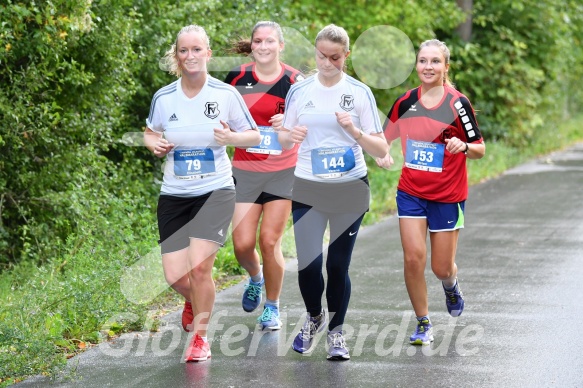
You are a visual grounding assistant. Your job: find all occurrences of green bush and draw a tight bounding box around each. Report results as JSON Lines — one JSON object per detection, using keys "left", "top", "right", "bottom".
{"left": 449, "top": 1, "right": 583, "bottom": 146}
{"left": 0, "top": 0, "right": 140, "bottom": 267}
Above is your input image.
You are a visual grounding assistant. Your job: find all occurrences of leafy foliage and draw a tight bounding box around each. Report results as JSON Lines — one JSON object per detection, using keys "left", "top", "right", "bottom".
{"left": 288, "top": 0, "right": 583, "bottom": 147}
{"left": 287, "top": 0, "right": 466, "bottom": 115}
{"left": 0, "top": 0, "right": 142, "bottom": 266}
{"left": 452, "top": 0, "right": 583, "bottom": 146}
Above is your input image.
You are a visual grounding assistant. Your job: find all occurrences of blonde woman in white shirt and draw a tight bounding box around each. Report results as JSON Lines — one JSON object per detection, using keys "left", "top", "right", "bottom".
{"left": 278, "top": 24, "right": 388, "bottom": 361}
{"left": 144, "top": 25, "right": 260, "bottom": 362}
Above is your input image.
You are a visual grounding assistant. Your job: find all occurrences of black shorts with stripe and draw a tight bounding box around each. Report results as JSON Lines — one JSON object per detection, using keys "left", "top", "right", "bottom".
{"left": 157, "top": 189, "right": 235, "bottom": 254}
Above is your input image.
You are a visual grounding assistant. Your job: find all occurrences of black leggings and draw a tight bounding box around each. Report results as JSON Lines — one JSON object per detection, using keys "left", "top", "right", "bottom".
{"left": 292, "top": 207, "right": 365, "bottom": 332}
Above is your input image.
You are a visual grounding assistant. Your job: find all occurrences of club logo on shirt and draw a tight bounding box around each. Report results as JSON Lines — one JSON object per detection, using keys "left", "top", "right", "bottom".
{"left": 204, "top": 102, "right": 220, "bottom": 119}
{"left": 276, "top": 101, "right": 285, "bottom": 115}
{"left": 439, "top": 127, "right": 452, "bottom": 143}
{"left": 339, "top": 94, "right": 354, "bottom": 111}
{"left": 169, "top": 113, "right": 178, "bottom": 122}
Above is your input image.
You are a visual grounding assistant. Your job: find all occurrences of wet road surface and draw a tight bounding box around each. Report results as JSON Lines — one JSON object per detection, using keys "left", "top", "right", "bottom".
{"left": 17, "top": 143, "right": 583, "bottom": 387}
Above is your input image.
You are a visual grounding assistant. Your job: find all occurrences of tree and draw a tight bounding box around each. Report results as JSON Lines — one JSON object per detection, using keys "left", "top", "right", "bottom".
{"left": 456, "top": 0, "right": 473, "bottom": 42}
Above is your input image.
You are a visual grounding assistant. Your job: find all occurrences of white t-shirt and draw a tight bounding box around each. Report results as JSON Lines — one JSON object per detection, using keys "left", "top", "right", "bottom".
{"left": 146, "top": 75, "right": 257, "bottom": 196}
{"left": 282, "top": 73, "right": 382, "bottom": 182}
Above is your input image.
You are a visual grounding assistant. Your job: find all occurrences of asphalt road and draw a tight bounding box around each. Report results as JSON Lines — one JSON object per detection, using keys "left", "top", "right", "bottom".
{"left": 17, "top": 143, "right": 583, "bottom": 387}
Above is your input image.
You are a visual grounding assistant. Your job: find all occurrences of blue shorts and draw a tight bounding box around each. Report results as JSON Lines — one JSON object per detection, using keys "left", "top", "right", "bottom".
{"left": 396, "top": 190, "right": 465, "bottom": 232}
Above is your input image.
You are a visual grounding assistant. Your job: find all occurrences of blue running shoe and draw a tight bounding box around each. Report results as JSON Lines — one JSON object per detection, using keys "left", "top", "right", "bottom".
{"left": 443, "top": 280, "right": 465, "bottom": 317}
{"left": 242, "top": 278, "right": 264, "bottom": 312}
{"left": 292, "top": 310, "right": 327, "bottom": 354}
{"left": 326, "top": 331, "right": 350, "bottom": 361}
{"left": 409, "top": 317, "right": 434, "bottom": 345}
{"left": 257, "top": 305, "right": 282, "bottom": 331}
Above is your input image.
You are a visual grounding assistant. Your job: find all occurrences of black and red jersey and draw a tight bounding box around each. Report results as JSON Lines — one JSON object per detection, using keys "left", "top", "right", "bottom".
{"left": 384, "top": 85, "right": 483, "bottom": 202}
{"left": 225, "top": 62, "right": 303, "bottom": 172}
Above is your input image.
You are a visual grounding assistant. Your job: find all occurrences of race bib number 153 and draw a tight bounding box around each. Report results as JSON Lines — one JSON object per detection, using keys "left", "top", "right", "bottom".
{"left": 405, "top": 139, "right": 445, "bottom": 172}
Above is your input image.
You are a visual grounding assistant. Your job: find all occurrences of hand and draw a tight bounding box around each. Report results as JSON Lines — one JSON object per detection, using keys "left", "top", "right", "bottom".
{"left": 269, "top": 114, "right": 284, "bottom": 131}
{"left": 335, "top": 112, "right": 358, "bottom": 137}
{"left": 289, "top": 125, "right": 308, "bottom": 144}
{"left": 375, "top": 153, "right": 394, "bottom": 169}
{"left": 445, "top": 137, "right": 466, "bottom": 154}
{"left": 214, "top": 120, "right": 232, "bottom": 146}
{"left": 153, "top": 138, "right": 174, "bottom": 158}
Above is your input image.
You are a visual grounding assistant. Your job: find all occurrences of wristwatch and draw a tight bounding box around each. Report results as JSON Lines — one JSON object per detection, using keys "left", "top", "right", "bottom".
{"left": 355, "top": 130, "right": 365, "bottom": 140}
{"left": 463, "top": 142, "right": 469, "bottom": 154}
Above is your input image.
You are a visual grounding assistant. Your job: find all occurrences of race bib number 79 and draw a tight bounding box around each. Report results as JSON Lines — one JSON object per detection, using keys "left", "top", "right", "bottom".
{"left": 173, "top": 148, "right": 216, "bottom": 179}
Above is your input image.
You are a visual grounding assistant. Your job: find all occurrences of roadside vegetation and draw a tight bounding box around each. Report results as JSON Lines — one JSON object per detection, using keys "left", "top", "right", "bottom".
{"left": 1, "top": 0, "right": 582, "bottom": 385}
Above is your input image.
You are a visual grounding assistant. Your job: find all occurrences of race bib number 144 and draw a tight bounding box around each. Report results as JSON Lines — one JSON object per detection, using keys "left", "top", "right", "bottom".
{"left": 311, "top": 146, "right": 355, "bottom": 178}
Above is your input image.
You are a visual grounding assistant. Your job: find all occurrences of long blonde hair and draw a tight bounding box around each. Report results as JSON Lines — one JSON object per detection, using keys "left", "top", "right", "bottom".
{"left": 160, "top": 25, "right": 210, "bottom": 78}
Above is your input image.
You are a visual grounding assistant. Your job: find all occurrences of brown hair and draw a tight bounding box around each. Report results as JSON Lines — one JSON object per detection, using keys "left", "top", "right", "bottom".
{"left": 228, "top": 21, "right": 284, "bottom": 55}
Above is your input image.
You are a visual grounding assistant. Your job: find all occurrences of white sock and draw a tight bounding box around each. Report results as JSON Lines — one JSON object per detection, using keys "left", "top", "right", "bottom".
{"left": 250, "top": 270, "right": 263, "bottom": 284}
{"left": 443, "top": 277, "right": 457, "bottom": 290}
{"left": 265, "top": 299, "right": 279, "bottom": 309}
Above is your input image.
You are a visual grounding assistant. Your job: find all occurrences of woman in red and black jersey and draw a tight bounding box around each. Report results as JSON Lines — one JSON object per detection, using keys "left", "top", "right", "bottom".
{"left": 377, "top": 39, "right": 486, "bottom": 346}
{"left": 224, "top": 21, "right": 303, "bottom": 331}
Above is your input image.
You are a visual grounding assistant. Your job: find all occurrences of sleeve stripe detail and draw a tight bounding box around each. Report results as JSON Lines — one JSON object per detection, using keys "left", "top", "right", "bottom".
{"left": 346, "top": 76, "right": 383, "bottom": 133}
{"left": 147, "top": 83, "right": 177, "bottom": 123}
{"left": 284, "top": 76, "right": 314, "bottom": 105}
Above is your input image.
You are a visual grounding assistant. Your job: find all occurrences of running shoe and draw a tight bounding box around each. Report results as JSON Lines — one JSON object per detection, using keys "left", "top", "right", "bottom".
{"left": 409, "top": 317, "right": 434, "bottom": 345}
{"left": 184, "top": 333, "right": 211, "bottom": 362}
{"left": 242, "top": 278, "right": 264, "bottom": 312}
{"left": 443, "top": 280, "right": 465, "bottom": 317}
{"left": 326, "top": 331, "right": 350, "bottom": 361}
{"left": 257, "top": 305, "right": 282, "bottom": 331}
{"left": 182, "top": 300, "right": 193, "bottom": 332}
{"left": 292, "top": 310, "right": 327, "bottom": 354}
